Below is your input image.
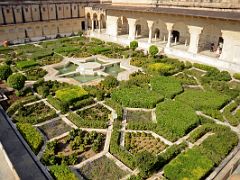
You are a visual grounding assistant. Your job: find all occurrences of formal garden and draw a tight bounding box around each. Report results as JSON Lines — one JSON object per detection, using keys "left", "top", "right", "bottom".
{"left": 0, "top": 36, "right": 240, "bottom": 180}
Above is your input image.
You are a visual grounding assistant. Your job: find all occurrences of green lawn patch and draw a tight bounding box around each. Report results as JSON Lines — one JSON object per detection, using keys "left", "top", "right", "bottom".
{"left": 111, "top": 87, "right": 164, "bottom": 108}
{"left": 150, "top": 76, "right": 183, "bottom": 98}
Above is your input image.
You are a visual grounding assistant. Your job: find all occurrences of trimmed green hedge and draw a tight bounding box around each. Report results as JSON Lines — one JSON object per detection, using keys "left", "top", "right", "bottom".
{"left": 233, "top": 73, "right": 240, "bottom": 80}
{"left": 223, "top": 101, "right": 239, "bottom": 126}
{"left": 176, "top": 89, "right": 231, "bottom": 110}
{"left": 164, "top": 148, "right": 214, "bottom": 180}
{"left": 16, "top": 123, "right": 43, "bottom": 154}
{"left": 150, "top": 76, "right": 183, "bottom": 99}
{"left": 16, "top": 60, "right": 38, "bottom": 70}
{"left": 49, "top": 165, "right": 78, "bottom": 180}
{"left": 55, "top": 86, "right": 88, "bottom": 104}
{"left": 156, "top": 100, "right": 199, "bottom": 139}
{"left": 47, "top": 95, "right": 69, "bottom": 113}
{"left": 111, "top": 87, "right": 164, "bottom": 109}
{"left": 67, "top": 112, "right": 108, "bottom": 129}
{"left": 72, "top": 97, "right": 95, "bottom": 110}
{"left": 104, "top": 99, "right": 123, "bottom": 120}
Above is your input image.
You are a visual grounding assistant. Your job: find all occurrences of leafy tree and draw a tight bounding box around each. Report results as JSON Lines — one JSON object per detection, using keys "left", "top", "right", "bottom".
{"left": 149, "top": 45, "right": 159, "bottom": 57}
{"left": 7, "top": 73, "right": 26, "bottom": 90}
{"left": 130, "top": 41, "right": 138, "bottom": 50}
{"left": 0, "top": 64, "right": 12, "bottom": 80}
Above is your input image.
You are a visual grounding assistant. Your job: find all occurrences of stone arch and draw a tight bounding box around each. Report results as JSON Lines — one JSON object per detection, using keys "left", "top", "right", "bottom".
{"left": 117, "top": 16, "right": 129, "bottom": 35}
{"left": 93, "top": 13, "right": 98, "bottom": 29}
{"left": 172, "top": 22, "right": 190, "bottom": 44}
{"left": 135, "top": 18, "right": 149, "bottom": 38}
{"left": 153, "top": 20, "right": 168, "bottom": 40}
{"left": 199, "top": 25, "right": 222, "bottom": 51}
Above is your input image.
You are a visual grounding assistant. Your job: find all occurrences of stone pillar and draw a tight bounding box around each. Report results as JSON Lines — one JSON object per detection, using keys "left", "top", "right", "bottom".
{"left": 106, "top": 15, "right": 118, "bottom": 37}
{"left": 188, "top": 26, "right": 203, "bottom": 54}
{"left": 166, "top": 23, "right": 173, "bottom": 48}
{"left": 91, "top": 19, "right": 94, "bottom": 32}
{"left": 147, "top": 20, "right": 154, "bottom": 44}
{"left": 127, "top": 18, "right": 137, "bottom": 40}
{"left": 98, "top": 19, "right": 101, "bottom": 33}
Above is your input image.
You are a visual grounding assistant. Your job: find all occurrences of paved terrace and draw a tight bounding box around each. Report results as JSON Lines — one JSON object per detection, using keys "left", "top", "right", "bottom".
{"left": 0, "top": 107, "right": 52, "bottom": 180}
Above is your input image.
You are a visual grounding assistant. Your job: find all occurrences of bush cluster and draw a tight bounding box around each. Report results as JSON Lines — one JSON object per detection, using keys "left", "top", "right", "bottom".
{"left": 150, "top": 76, "right": 183, "bottom": 98}
{"left": 7, "top": 73, "right": 26, "bottom": 90}
{"left": 111, "top": 87, "right": 164, "bottom": 109}
{"left": 0, "top": 64, "right": 12, "bottom": 80}
{"left": 16, "top": 123, "right": 43, "bottom": 154}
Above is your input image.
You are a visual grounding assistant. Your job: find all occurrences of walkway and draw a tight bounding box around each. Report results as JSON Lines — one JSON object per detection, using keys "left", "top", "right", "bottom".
{"left": 0, "top": 107, "right": 52, "bottom": 180}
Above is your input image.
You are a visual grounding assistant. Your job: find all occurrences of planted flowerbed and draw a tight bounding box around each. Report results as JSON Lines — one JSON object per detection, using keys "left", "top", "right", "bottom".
{"left": 77, "top": 104, "right": 111, "bottom": 122}
{"left": 111, "top": 87, "right": 164, "bottom": 108}
{"left": 13, "top": 101, "right": 57, "bottom": 124}
{"left": 41, "top": 129, "right": 105, "bottom": 166}
{"left": 125, "top": 132, "right": 167, "bottom": 155}
{"left": 49, "top": 165, "right": 78, "bottom": 180}
{"left": 79, "top": 156, "right": 129, "bottom": 180}
{"left": 126, "top": 110, "right": 152, "bottom": 122}
{"left": 38, "top": 119, "right": 72, "bottom": 140}
{"left": 150, "top": 76, "right": 183, "bottom": 99}
{"left": 155, "top": 100, "right": 199, "bottom": 140}
{"left": 176, "top": 89, "right": 230, "bottom": 110}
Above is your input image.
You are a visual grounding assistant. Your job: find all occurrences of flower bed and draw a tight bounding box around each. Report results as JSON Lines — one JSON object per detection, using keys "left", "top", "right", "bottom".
{"left": 111, "top": 87, "right": 164, "bottom": 109}
{"left": 176, "top": 89, "right": 230, "bottom": 110}
{"left": 150, "top": 76, "right": 183, "bottom": 99}
{"left": 125, "top": 132, "right": 167, "bottom": 155}
{"left": 38, "top": 119, "right": 72, "bottom": 140}
{"left": 156, "top": 100, "right": 199, "bottom": 139}
{"left": 41, "top": 129, "right": 105, "bottom": 166}
{"left": 13, "top": 102, "right": 57, "bottom": 124}
{"left": 79, "top": 156, "right": 129, "bottom": 180}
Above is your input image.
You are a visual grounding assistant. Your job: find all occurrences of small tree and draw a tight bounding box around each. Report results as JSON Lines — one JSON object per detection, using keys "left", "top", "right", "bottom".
{"left": 7, "top": 73, "right": 26, "bottom": 90}
{"left": 0, "top": 64, "right": 12, "bottom": 80}
{"left": 130, "top": 41, "right": 138, "bottom": 51}
{"left": 149, "top": 45, "right": 159, "bottom": 57}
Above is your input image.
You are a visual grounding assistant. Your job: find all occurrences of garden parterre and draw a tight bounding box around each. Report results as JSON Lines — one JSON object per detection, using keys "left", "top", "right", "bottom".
{"left": 1, "top": 36, "right": 240, "bottom": 180}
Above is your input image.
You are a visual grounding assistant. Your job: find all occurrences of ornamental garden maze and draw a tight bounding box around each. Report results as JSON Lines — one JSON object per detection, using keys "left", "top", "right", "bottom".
{"left": 1, "top": 35, "right": 240, "bottom": 180}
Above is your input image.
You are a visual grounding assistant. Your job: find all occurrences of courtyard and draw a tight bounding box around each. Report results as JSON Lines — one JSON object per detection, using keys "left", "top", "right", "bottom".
{"left": 0, "top": 35, "right": 240, "bottom": 180}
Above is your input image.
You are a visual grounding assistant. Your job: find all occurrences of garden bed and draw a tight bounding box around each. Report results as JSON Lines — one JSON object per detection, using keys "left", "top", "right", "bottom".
{"left": 125, "top": 132, "right": 167, "bottom": 155}
{"left": 126, "top": 110, "right": 152, "bottom": 122}
{"left": 79, "top": 156, "right": 129, "bottom": 180}
{"left": 38, "top": 119, "right": 72, "bottom": 140}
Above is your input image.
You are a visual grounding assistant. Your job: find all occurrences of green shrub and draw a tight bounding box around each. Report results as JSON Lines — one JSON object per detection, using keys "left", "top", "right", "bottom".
{"left": 111, "top": 87, "right": 164, "bottom": 109}
{"left": 150, "top": 76, "right": 183, "bottom": 98}
{"left": 55, "top": 86, "right": 88, "bottom": 104}
{"left": 130, "top": 56, "right": 153, "bottom": 67}
{"left": 156, "top": 100, "right": 199, "bottom": 139}
{"left": 16, "top": 123, "right": 43, "bottom": 154}
{"left": 0, "top": 64, "right": 12, "bottom": 80}
{"left": 223, "top": 102, "right": 239, "bottom": 126}
{"left": 47, "top": 95, "right": 69, "bottom": 113}
{"left": 16, "top": 60, "right": 38, "bottom": 70}
{"left": 49, "top": 165, "right": 78, "bottom": 180}
{"left": 100, "top": 75, "right": 119, "bottom": 90}
{"left": 147, "top": 63, "right": 174, "bottom": 75}
{"left": 193, "top": 63, "right": 218, "bottom": 72}
{"left": 136, "top": 151, "right": 156, "bottom": 177}
{"left": 201, "top": 70, "right": 232, "bottom": 83}
{"left": 25, "top": 68, "right": 47, "bottom": 81}
{"left": 32, "top": 49, "right": 54, "bottom": 60}
{"left": 233, "top": 73, "right": 240, "bottom": 80}
{"left": 130, "top": 41, "right": 138, "bottom": 50}
{"left": 72, "top": 97, "right": 95, "bottom": 110}
{"left": 149, "top": 45, "right": 159, "bottom": 57}
{"left": 7, "top": 73, "right": 26, "bottom": 90}
{"left": 164, "top": 148, "right": 214, "bottom": 180}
